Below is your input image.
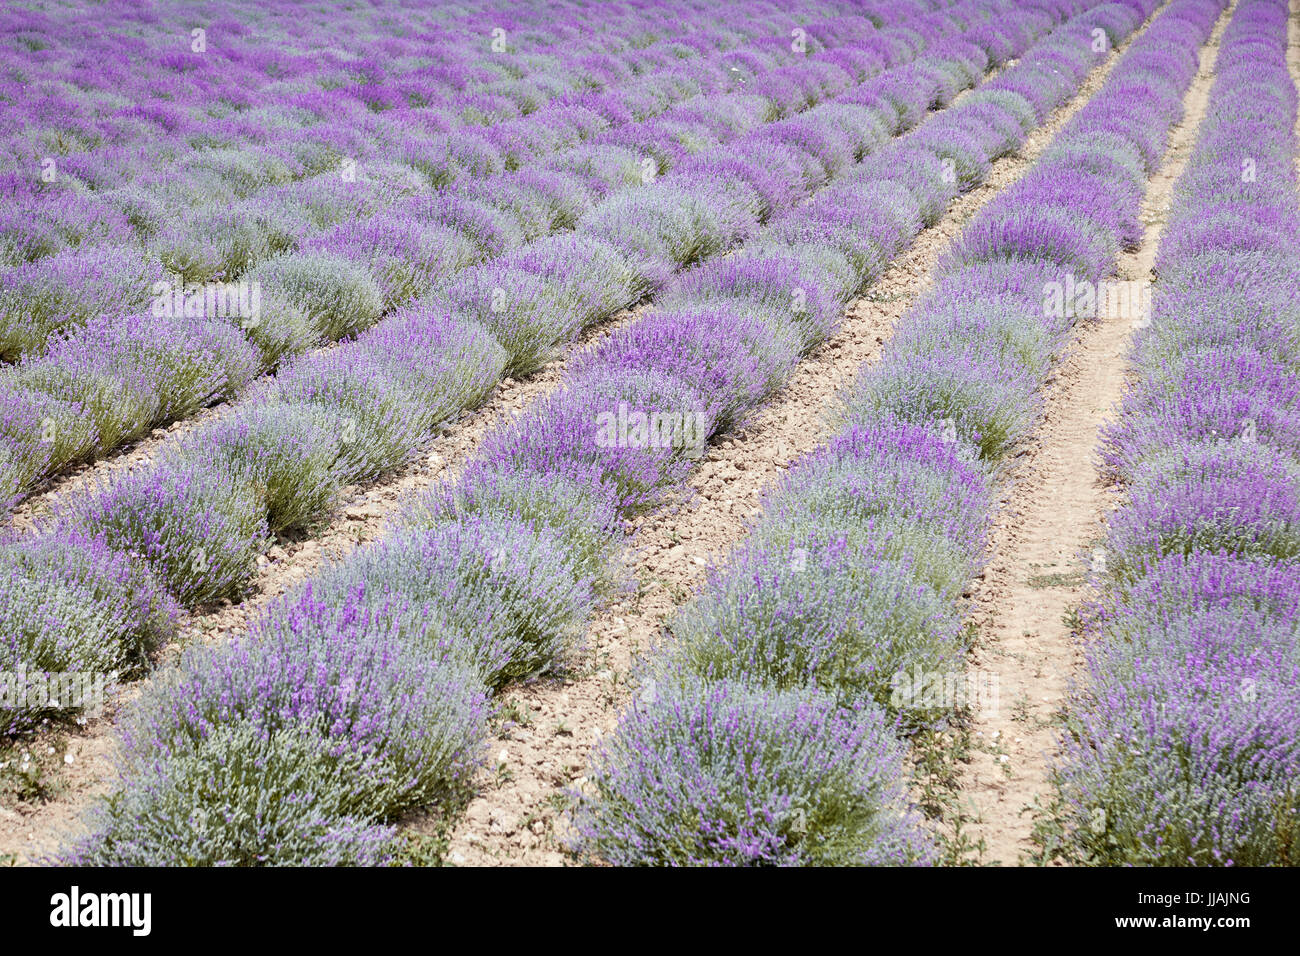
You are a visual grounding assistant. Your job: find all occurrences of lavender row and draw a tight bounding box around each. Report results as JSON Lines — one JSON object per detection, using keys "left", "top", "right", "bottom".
{"left": 0, "top": 1, "right": 974, "bottom": 504}
{"left": 574, "top": 0, "right": 1228, "bottom": 865}
{"left": 1, "top": 0, "right": 864, "bottom": 204}
{"left": 1, "top": 0, "right": 904, "bottom": 263}
{"left": 46, "top": 0, "right": 1110, "bottom": 865}
{"left": 0, "top": 2, "right": 866, "bottom": 352}
{"left": 1, "top": 0, "right": 1015, "bottom": 659}
{"left": 0, "top": 0, "right": 930, "bottom": 361}
{"left": 3, "top": 0, "right": 1015, "bottom": 741}
{"left": 1053, "top": 0, "right": 1300, "bottom": 866}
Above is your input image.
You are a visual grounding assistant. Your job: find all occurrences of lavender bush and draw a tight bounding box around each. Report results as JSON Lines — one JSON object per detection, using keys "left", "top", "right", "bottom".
{"left": 0, "top": 533, "right": 176, "bottom": 736}
{"left": 0, "top": 245, "right": 161, "bottom": 360}
{"left": 270, "top": 345, "right": 435, "bottom": 484}
{"left": 246, "top": 252, "right": 383, "bottom": 343}
{"left": 183, "top": 403, "right": 347, "bottom": 536}
{"left": 573, "top": 676, "right": 935, "bottom": 866}
{"left": 115, "top": 588, "right": 489, "bottom": 819}
{"left": 668, "top": 534, "right": 964, "bottom": 715}
{"left": 312, "top": 516, "right": 599, "bottom": 688}
{"left": 475, "top": 366, "right": 711, "bottom": 514}
{"left": 61, "top": 722, "right": 403, "bottom": 867}
{"left": 403, "top": 464, "right": 623, "bottom": 587}
{"left": 51, "top": 458, "right": 268, "bottom": 608}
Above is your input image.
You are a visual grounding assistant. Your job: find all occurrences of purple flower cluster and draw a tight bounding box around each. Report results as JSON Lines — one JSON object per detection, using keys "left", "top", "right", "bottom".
{"left": 1057, "top": 0, "right": 1300, "bottom": 866}
{"left": 62, "top": 722, "right": 406, "bottom": 867}
{"left": 50, "top": 456, "right": 269, "bottom": 608}
{"left": 0, "top": 528, "right": 177, "bottom": 736}
{"left": 668, "top": 530, "right": 968, "bottom": 713}
{"left": 573, "top": 676, "right": 936, "bottom": 866}
{"left": 0, "top": 245, "right": 162, "bottom": 360}
{"left": 62, "top": 587, "right": 490, "bottom": 865}
{"left": 311, "top": 516, "right": 601, "bottom": 689}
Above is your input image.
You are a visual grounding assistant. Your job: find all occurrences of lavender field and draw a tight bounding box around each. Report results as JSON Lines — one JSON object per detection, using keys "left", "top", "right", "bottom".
{"left": 0, "top": 0, "right": 1296, "bottom": 877}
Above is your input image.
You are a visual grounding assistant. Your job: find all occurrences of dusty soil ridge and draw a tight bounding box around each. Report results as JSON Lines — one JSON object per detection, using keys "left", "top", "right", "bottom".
{"left": 439, "top": 13, "right": 1172, "bottom": 866}
{"left": 956, "top": 2, "right": 1232, "bottom": 866}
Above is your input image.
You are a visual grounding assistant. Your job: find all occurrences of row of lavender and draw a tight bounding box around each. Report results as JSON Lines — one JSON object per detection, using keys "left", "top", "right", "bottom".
{"left": 0, "top": 0, "right": 904, "bottom": 411}
{"left": 0, "top": 0, "right": 963, "bottom": 503}
{"left": 1, "top": 0, "right": 1028, "bottom": 741}
{"left": 1, "top": 0, "right": 899, "bottom": 290}
{"left": 0, "top": 0, "right": 982, "bottom": 357}
{"left": 1053, "top": 0, "right": 1300, "bottom": 866}
{"left": 1, "top": 0, "right": 861, "bottom": 214}
{"left": 53, "top": 0, "right": 1123, "bottom": 866}
{"left": 2, "top": 0, "right": 769, "bottom": 294}
{"left": 573, "top": 0, "right": 1229, "bottom": 864}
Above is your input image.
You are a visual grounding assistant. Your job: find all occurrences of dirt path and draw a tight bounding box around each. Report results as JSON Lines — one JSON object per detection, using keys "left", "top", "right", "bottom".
{"left": 1291, "top": 0, "right": 1300, "bottom": 164}
{"left": 440, "top": 18, "right": 1168, "bottom": 866}
{"left": 958, "top": 4, "right": 1232, "bottom": 866}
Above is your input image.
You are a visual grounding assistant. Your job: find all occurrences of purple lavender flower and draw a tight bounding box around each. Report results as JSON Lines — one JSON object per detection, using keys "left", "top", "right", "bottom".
{"left": 573, "top": 676, "right": 935, "bottom": 866}
{"left": 50, "top": 456, "right": 268, "bottom": 608}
